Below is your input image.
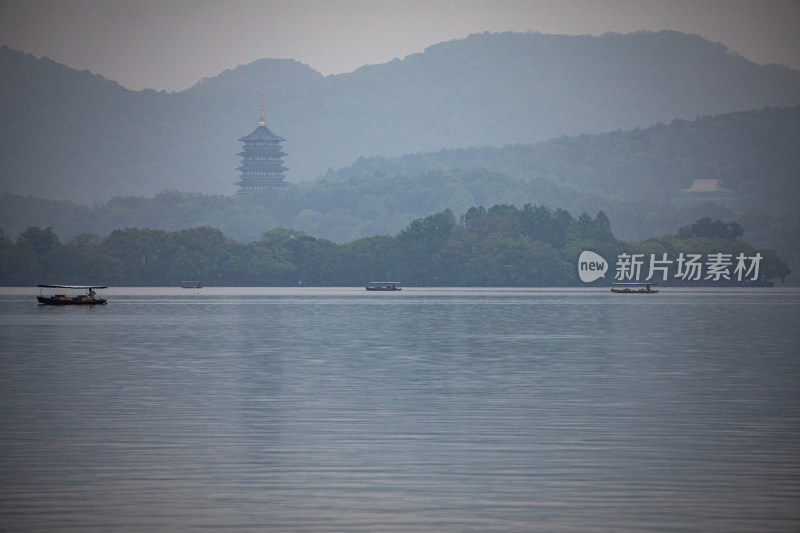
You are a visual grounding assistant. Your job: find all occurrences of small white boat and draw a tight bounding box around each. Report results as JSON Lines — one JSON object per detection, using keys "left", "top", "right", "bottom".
{"left": 365, "top": 281, "right": 401, "bottom": 291}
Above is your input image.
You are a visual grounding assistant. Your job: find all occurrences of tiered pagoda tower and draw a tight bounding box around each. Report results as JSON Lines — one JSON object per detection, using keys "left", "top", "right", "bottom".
{"left": 235, "top": 105, "right": 288, "bottom": 193}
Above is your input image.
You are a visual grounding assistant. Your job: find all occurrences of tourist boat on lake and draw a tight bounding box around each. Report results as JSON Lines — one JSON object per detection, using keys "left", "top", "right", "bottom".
{"left": 610, "top": 283, "right": 658, "bottom": 294}
{"left": 365, "top": 281, "right": 401, "bottom": 291}
{"left": 180, "top": 281, "right": 203, "bottom": 288}
{"left": 37, "top": 285, "right": 108, "bottom": 305}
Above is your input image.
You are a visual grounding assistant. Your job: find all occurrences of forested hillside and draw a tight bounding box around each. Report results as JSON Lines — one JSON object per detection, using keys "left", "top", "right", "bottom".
{"left": 332, "top": 105, "right": 800, "bottom": 215}
{"left": 1, "top": 30, "right": 798, "bottom": 202}
{"left": 3, "top": 105, "right": 798, "bottom": 282}
{"left": 0, "top": 169, "right": 736, "bottom": 244}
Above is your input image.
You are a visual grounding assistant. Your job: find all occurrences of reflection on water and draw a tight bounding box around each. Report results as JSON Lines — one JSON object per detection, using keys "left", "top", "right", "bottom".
{"left": 1, "top": 287, "right": 799, "bottom": 531}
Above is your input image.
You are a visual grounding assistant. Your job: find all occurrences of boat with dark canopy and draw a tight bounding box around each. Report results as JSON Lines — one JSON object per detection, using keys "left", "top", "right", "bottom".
{"left": 37, "top": 285, "right": 108, "bottom": 305}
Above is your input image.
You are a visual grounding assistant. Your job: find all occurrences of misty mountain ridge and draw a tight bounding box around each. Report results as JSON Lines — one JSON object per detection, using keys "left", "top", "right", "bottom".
{"left": 1, "top": 30, "right": 799, "bottom": 202}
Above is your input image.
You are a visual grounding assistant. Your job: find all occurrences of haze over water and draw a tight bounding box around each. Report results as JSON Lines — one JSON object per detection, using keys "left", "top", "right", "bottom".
{"left": 1, "top": 287, "right": 799, "bottom": 531}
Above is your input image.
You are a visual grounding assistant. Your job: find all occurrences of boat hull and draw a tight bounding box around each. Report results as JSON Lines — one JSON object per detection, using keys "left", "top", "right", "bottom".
{"left": 37, "top": 296, "right": 107, "bottom": 305}
{"left": 365, "top": 282, "right": 402, "bottom": 291}
{"left": 610, "top": 288, "right": 658, "bottom": 294}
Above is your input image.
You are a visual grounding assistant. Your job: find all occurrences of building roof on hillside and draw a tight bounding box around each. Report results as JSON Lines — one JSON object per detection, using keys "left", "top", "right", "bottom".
{"left": 682, "top": 179, "right": 730, "bottom": 193}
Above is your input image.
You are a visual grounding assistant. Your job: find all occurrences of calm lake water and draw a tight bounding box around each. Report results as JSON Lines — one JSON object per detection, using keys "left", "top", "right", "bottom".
{"left": 1, "top": 287, "right": 799, "bottom": 532}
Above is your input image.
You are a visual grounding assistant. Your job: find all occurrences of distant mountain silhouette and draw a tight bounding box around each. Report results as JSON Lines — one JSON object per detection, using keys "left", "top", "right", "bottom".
{"left": 1, "top": 30, "right": 799, "bottom": 202}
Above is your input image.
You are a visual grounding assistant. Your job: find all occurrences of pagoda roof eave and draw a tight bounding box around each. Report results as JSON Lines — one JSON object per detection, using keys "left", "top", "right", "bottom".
{"left": 239, "top": 125, "right": 286, "bottom": 142}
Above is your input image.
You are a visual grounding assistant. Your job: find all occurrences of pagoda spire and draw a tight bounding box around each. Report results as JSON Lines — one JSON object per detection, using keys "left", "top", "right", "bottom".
{"left": 259, "top": 102, "right": 266, "bottom": 126}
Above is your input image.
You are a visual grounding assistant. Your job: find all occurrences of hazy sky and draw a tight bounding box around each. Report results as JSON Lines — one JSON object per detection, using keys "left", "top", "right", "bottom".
{"left": 1, "top": 0, "right": 798, "bottom": 92}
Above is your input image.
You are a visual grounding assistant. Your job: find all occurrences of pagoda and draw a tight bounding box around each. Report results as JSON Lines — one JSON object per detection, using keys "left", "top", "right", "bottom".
{"left": 235, "top": 105, "right": 288, "bottom": 193}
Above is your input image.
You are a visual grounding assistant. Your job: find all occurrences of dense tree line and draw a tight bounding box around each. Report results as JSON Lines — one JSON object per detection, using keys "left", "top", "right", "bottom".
{"left": 0, "top": 207, "right": 788, "bottom": 287}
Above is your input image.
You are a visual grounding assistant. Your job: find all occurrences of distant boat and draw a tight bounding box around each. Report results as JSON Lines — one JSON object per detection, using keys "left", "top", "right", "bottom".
{"left": 37, "top": 284, "right": 108, "bottom": 305}
{"left": 366, "top": 281, "right": 401, "bottom": 291}
{"left": 180, "top": 281, "right": 203, "bottom": 288}
{"left": 611, "top": 283, "right": 658, "bottom": 294}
